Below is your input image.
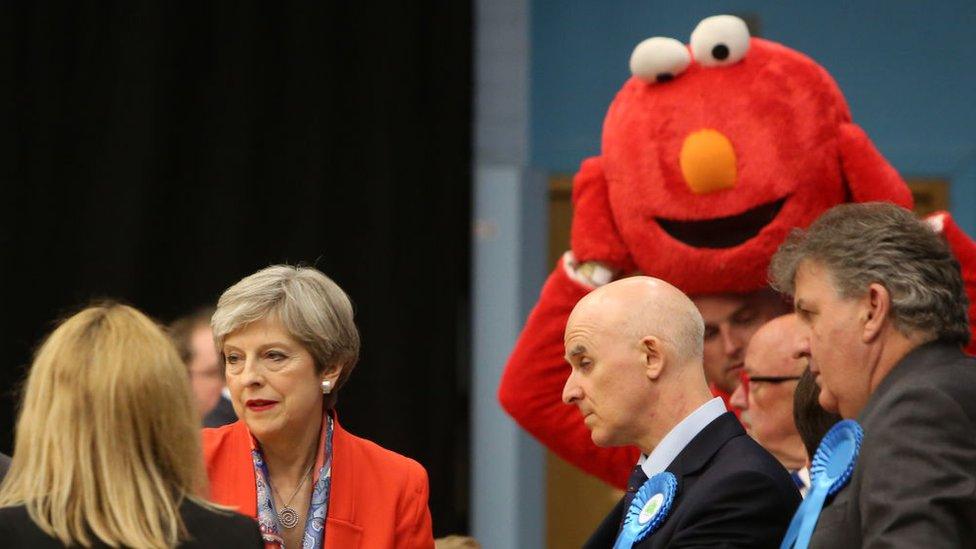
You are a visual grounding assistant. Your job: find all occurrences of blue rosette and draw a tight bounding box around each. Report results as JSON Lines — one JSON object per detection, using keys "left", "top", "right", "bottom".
{"left": 780, "top": 419, "right": 863, "bottom": 549}
{"left": 613, "top": 471, "right": 678, "bottom": 549}
{"left": 809, "top": 419, "right": 862, "bottom": 497}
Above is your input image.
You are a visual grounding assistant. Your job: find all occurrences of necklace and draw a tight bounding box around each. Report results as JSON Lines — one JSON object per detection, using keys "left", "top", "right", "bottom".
{"left": 269, "top": 459, "right": 316, "bottom": 529}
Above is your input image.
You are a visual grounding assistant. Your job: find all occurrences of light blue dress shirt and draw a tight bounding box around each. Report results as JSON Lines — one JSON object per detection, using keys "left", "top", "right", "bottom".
{"left": 639, "top": 397, "right": 727, "bottom": 478}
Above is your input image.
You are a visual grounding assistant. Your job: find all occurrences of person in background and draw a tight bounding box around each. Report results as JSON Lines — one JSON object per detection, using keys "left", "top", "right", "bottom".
{"left": 729, "top": 314, "right": 809, "bottom": 494}
{"left": 563, "top": 276, "right": 799, "bottom": 548}
{"left": 203, "top": 265, "right": 434, "bottom": 549}
{"left": 0, "top": 303, "right": 262, "bottom": 548}
{"left": 792, "top": 367, "right": 841, "bottom": 467}
{"left": 770, "top": 202, "right": 976, "bottom": 546}
{"left": 170, "top": 307, "right": 237, "bottom": 426}
{"left": 692, "top": 291, "right": 788, "bottom": 405}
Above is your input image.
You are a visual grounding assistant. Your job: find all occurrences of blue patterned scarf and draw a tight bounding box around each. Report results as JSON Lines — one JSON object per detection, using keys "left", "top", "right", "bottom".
{"left": 251, "top": 414, "right": 335, "bottom": 549}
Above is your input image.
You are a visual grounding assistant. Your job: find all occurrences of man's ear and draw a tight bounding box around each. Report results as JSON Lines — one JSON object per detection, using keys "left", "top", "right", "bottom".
{"left": 641, "top": 336, "right": 666, "bottom": 380}
{"left": 862, "top": 283, "right": 891, "bottom": 343}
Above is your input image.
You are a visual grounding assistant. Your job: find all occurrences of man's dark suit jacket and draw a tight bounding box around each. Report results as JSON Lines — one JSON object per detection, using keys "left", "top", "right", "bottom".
{"left": 810, "top": 342, "right": 976, "bottom": 547}
{"left": 203, "top": 394, "right": 237, "bottom": 428}
{"left": 0, "top": 498, "right": 263, "bottom": 548}
{"left": 584, "top": 412, "right": 800, "bottom": 548}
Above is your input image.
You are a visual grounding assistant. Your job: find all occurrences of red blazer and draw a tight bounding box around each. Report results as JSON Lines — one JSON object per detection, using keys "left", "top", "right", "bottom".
{"left": 203, "top": 417, "right": 434, "bottom": 549}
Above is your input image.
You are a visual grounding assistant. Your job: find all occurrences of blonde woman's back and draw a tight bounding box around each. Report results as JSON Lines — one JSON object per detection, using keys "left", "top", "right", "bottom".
{"left": 0, "top": 499, "right": 261, "bottom": 548}
{"left": 0, "top": 303, "right": 261, "bottom": 548}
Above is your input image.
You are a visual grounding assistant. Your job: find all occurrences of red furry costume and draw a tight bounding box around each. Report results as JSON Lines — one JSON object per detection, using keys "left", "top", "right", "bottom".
{"left": 498, "top": 16, "right": 976, "bottom": 490}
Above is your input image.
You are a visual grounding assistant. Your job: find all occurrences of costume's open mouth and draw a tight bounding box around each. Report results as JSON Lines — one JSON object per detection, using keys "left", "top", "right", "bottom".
{"left": 656, "top": 197, "right": 787, "bottom": 248}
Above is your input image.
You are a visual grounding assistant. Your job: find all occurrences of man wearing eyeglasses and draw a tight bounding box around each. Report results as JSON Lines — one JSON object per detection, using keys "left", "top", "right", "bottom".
{"left": 692, "top": 291, "right": 788, "bottom": 406}
{"left": 729, "top": 314, "right": 809, "bottom": 495}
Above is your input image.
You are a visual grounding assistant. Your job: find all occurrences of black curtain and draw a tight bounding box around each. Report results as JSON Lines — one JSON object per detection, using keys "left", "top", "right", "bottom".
{"left": 0, "top": 1, "right": 471, "bottom": 536}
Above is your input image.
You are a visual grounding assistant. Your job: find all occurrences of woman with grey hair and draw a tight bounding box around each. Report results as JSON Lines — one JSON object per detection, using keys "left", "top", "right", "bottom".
{"left": 203, "top": 265, "right": 434, "bottom": 549}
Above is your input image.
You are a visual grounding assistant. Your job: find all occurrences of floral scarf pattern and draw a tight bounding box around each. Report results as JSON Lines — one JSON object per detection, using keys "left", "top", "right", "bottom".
{"left": 251, "top": 414, "right": 335, "bottom": 549}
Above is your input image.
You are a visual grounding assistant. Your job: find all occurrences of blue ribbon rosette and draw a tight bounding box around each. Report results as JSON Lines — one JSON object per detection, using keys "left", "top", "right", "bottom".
{"left": 613, "top": 471, "right": 678, "bottom": 549}
{"left": 780, "top": 419, "right": 863, "bottom": 549}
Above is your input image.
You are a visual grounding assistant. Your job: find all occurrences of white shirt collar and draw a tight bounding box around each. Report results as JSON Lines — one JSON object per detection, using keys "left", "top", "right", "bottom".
{"left": 638, "top": 397, "right": 727, "bottom": 478}
{"left": 796, "top": 466, "right": 811, "bottom": 498}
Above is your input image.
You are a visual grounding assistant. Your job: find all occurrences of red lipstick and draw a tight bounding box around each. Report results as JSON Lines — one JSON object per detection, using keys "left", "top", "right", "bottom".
{"left": 246, "top": 399, "right": 278, "bottom": 411}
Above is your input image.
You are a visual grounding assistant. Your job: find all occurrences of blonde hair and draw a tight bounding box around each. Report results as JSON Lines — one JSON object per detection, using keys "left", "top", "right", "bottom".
{"left": 212, "top": 265, "right": 360, "bottom": 406}
{"left": 0, "top": 303, "right": 211, "bottom": 548}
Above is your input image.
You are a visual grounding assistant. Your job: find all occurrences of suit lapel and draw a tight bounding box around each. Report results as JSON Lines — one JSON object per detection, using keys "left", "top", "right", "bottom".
{"left": 634, "top": 413, "right": 744, "bottom": 548}
{"left": 324, "top": 414, "right": 362, "bottom": 546}
{"left": 665, "top": 412, "right": 744, "bottom": 478}
{"left": 586, "top": 414, "right": 744, "bottom": 548}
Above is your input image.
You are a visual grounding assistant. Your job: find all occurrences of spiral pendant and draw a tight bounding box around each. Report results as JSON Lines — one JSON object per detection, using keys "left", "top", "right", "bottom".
{"left": 279, "top": 506, "right": 300, "bottom": 529}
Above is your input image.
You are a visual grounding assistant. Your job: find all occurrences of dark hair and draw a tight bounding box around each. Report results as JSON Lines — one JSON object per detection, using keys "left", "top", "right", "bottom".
{"left": 792, "top": 367, "right": 842, "bottom": 460}
{"left": 770, "top": 202, "right": 970, "bottom": 346}
{"left": 167, "top": 306, "right": 216, "bottom": 366}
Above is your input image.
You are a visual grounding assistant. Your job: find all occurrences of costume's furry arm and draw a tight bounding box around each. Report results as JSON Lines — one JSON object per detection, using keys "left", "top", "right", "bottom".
{"left": 570, "top": 157, "right": 636, "bottom": 272}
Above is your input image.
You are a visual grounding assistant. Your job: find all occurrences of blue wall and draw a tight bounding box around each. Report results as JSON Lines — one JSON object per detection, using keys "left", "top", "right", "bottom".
{"left": 530, "top": 1, "right": 976, "bottom": 232}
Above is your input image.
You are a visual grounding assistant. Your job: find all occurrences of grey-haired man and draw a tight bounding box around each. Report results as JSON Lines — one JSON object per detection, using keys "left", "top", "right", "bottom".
{"left": 770, "top": 202, "right": 976, "bottom": 547}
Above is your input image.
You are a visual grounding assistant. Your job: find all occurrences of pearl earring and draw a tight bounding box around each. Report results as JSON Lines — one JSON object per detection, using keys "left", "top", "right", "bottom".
{"left": 321, "top": 380, "right": 333, "bottom": 394}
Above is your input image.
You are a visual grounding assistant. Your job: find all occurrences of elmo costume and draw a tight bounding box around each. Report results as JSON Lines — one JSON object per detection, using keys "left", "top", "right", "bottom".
{"left": 498, "top": 15, "right": 976, "bottom": 490}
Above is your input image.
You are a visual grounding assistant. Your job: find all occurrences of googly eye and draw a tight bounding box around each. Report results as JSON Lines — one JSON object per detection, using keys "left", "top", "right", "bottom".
{"left": 690, "top": 15, "right": 750, "bottom": 67}
{"left": 629, "top": 37, "right": 692, "bottom": 84}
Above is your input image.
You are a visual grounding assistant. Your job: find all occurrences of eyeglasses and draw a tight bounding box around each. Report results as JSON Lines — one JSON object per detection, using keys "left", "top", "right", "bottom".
{"left": 739, "top": 373, "right": 802, "bottom": 400}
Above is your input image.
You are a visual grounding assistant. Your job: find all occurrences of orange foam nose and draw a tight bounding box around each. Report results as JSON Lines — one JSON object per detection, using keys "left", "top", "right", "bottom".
{"left": 679, "top": 129, "right": 737, "bottom": 194}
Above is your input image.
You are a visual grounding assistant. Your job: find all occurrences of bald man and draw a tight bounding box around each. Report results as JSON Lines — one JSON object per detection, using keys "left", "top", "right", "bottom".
{"left": 564, "top": 277, "right": 799, "bottom": 548}
{"left": 730, "top": 315, "right": 809, "bottom": 494}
